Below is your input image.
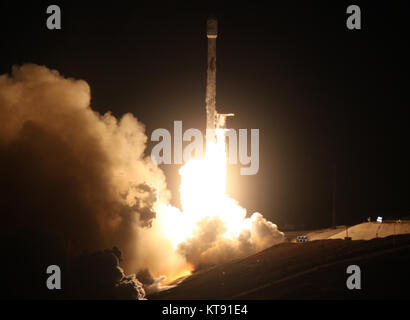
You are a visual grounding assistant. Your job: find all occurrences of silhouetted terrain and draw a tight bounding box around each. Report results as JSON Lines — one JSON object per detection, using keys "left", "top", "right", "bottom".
{"left": 151, "top": 234, "right": 410, "bottom": 299}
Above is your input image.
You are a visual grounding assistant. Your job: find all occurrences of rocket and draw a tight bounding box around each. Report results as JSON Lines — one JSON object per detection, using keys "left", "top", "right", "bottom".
{"left": 205, "top": 14, "right": 234, "bottom": 142}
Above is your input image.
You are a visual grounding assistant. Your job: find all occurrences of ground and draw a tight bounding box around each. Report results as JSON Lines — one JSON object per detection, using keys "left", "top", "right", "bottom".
{"left": 150, "top": 234, "right": 410, "bottom": 299}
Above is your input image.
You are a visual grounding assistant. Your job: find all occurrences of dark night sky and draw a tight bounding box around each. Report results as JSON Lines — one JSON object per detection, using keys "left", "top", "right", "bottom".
{"left": 1, "top": 1, "right": 409, "bottom": 229}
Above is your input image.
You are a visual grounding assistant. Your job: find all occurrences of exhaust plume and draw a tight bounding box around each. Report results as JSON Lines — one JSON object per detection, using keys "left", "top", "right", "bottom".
{"left": 0, "top": 64, "right": 284, "bottom": 298}
{"left": 0, "top": 64, "right": 172, "bottom": 298}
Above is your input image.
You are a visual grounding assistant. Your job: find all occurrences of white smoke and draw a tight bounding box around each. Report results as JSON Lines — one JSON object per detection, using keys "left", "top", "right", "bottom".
{"left": 178, "top": 213, "right": 284, "bottom": 268}
{"left": 0, "top": 63, "right": 173, "bottom": 275}
{"left": 0, "top": 64, "right": 283, "bottom": 297}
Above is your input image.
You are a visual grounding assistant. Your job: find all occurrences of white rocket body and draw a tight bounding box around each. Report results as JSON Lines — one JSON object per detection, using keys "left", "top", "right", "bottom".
{"left": 205, "top": 15, "right": 233, "bottom": 142}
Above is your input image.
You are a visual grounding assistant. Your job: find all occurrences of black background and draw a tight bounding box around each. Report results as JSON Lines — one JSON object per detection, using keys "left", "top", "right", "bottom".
{"left": 1, "top": 0, "right": 408, "bottom": 229}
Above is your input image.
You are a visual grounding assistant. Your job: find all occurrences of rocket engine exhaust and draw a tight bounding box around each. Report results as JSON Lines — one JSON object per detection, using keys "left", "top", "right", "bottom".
{"left": 0, "top": 14, "right": 285, "bottom": 298}
{"left": 152, "top": 15, "right": 285, "bottom": 271}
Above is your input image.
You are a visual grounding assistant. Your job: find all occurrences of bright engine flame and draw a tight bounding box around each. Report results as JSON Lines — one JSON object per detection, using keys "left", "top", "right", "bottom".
{"left": 156, "top": 130, "right": 251, "bottom": 248}
{"left": 152, "top": 128, "right": 284, "bottom": 283}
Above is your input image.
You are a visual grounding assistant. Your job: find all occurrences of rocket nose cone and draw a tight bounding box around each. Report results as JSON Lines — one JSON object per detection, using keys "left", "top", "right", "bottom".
{"left": 207, "top": 14, "right": 218, "bottom": 37}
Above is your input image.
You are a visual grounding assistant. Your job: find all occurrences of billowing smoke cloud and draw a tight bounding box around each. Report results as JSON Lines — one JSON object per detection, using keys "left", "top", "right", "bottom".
{"left": 0, "top": 64, "right": 283, "bottom": 298}
{"left": 178, "top": 213, "right": 284, "bottom": 268}
{"left": 0, "top": 64, "right": 172, "bottom": 298}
